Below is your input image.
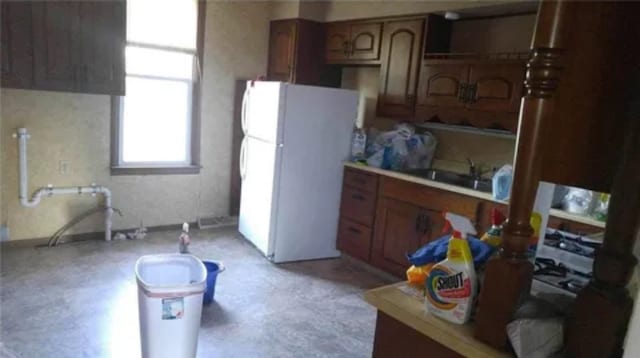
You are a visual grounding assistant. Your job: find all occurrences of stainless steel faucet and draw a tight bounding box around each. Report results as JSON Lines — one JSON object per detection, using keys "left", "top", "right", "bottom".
{"left": 467, "top": 158, "right": 477, "bottom": 178}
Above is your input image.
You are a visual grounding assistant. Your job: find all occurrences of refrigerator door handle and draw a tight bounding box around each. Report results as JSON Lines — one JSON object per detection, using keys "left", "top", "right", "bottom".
{"left": 239, "top": 136, "right": 248, "bottom": 180}
{"left": 241, "top": 88, "right": 249, "bottom": 135}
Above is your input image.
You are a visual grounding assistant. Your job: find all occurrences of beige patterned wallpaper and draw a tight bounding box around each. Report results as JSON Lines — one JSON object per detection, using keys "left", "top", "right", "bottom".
{"left": 0, "top": 2, "right": 271, "bottom": 240}
{"left": 0, "top": 1, "right": 524, "bottom": 240}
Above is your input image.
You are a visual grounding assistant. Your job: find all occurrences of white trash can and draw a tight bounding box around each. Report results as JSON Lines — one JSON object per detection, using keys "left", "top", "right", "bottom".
{"left": 135, "top": 254, "right": 207, "bottom": 358}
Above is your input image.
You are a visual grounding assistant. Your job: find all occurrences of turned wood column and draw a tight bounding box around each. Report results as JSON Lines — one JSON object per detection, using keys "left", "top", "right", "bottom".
{"left": 565, "top": 79, "right": 640, "bottom": 357}
{"left": 474, "top": 1, "right": 569, "bottom": 349}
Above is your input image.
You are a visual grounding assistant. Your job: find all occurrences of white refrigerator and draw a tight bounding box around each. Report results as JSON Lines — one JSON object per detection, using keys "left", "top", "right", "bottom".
{"left": 238, "top": 81, "right": 359, "bottom": 263}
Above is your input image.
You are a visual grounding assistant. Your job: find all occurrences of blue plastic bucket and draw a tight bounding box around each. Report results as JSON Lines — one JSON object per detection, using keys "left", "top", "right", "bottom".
{"left": 202, "top": 260, "right": 225, "bottom": 304}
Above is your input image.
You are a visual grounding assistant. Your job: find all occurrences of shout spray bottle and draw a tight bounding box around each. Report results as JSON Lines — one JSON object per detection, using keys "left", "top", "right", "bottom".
{"left": 425, "top": 212, "right": 477, "bottom": 324}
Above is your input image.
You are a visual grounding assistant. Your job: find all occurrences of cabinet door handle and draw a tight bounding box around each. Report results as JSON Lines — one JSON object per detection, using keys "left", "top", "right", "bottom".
{"left": 467, "top": 84, "right": 478, "bottom": 104}
{"left": 458, "top": 83, "right": 468, "bottom": 102}
{"left": 351, "top": 193, "right": 366, "bottom": 201}
{"left": 347, "top": 226, "right": 362, "bottom": 235}
{"left": 415, "top": 214, "right": 423, "bottom": 233}
{"left": 422, "top": 215, "right": 430, "bottom": 234}
{"left": 352, "top": 177, "right": 366, "bottom": 185}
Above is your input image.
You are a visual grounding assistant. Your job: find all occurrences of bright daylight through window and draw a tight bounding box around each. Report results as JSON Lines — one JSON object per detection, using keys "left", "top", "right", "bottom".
{"left": 115, "top": 0, "right": 199, "bottom": 170}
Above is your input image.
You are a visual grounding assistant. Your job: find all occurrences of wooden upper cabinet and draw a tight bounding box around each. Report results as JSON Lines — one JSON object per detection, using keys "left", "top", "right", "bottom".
{"left": 377, "top": 19, "right": 424, "bottom": 119}
{"left": 325, "top": 20, "right": 382, "bottom": 64}
{"left": 325, "top": 23, "right": 351, "bottom": 62}
{"left": 349, "top": 23, "right": 382, "bottom": 61}
{"left": 467, "top": 62, "right": 524, "bottom": 113}
{"left": 76, "top": 1, "right": 125, "bottom": 95}
{"left": 31, "top": 1, "right": 79, "bottom": 92}
{"left": 1, "top": 1, "right": 34, "bottom": 89}
{"left": 267, "top": 19, "right": 338, "bottom": 86}
{"left": 267, "top": 20, "right": 298, "bottom": 82}
{"left": 417, "top": 63, "right": 467, "bottom": 110}
{"left": 415, "top": 59, "right": 525, "bottom": 132}
{"left": 3, "top": 1, "right": 125, "bottom": 95}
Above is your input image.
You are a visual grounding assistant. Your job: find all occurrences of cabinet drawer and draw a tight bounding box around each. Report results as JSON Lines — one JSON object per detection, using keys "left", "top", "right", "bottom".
{"left": 344, "top": 168, "right": 378, "bottom": 193}
{"left": 381, "top": 177, "right": 480, "bottom": 222}
{"left": 337, "top": 218, "right": 373, "bottom": 262}
{"left": 340, "top": 186, "right": 377, "bottom": 226}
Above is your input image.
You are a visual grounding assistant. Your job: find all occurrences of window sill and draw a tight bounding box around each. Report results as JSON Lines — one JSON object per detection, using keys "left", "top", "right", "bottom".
{"left": 110, "top": 165, "right": 201, "bottom": 176}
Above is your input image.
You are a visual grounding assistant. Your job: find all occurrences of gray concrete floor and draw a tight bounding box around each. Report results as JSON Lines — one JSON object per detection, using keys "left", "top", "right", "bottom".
{"left": 0, "top": 227, "right": 392, "bottom": 357}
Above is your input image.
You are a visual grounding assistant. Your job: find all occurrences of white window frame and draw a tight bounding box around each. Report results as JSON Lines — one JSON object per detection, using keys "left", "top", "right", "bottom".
{"left": 111, "top": 2, "right": 203, "bottom": 176}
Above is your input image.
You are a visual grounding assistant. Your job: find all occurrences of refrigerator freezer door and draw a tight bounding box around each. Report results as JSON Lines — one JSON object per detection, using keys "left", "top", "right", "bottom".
{"left": 245, "top": 81, "right": 285, "bottom": 144}
{"left": 271, "top": 85, "right": 359, "bottom": 263}
{"left": 238, "top": 136, "right": 281, "bottom": 258}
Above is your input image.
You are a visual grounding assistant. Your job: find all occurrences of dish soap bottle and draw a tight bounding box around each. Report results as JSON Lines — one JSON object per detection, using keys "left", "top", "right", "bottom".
{"left": 425, "top": 212, "right": 477, "bottom": 325}
{"left": 178, "top": 222, "right": 191, "bottom": 254}
{"left": 350, "top": 127, "right": 367, "bottom": 162}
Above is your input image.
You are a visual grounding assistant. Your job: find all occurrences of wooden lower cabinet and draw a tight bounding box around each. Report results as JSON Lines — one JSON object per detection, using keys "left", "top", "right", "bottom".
{"left": 372, "top": 311, "right": 463, "bottom": 358}
{"left": 371, "top": 198, "right": 423, "bottom": 277}
{"left": 370, "top": 197, "right": 448, "bottom": 278}
{"left": 337, "top": 218, "right": 373, "bottom": 262}
{"left": 340, "top": 185, "right": 377, "bottom": 226}
{"left": 336, "top": 168, "right": 379, "bottom": 261}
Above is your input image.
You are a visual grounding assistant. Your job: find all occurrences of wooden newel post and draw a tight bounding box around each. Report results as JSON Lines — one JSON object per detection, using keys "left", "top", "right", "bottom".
{"left": 474, "top": 1, "right": 569, "bottom": 349}
{"left": 565, "top": 92, "right": 640, "bottom": 356}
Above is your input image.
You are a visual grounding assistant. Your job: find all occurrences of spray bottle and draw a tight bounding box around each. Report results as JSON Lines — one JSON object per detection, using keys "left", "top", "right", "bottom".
{"left": 480, "top": 208, "right": 506, "bottom": 248}
{"left": 178, "top": 222, "right": 191, "bottom": 254}
{"left": 425, "top": 212, "right": 477, "bottom": 324}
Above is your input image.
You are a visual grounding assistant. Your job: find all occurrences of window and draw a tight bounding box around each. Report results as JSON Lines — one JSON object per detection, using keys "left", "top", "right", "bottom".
{"left": 111, "top": 0, "right": 204, "bottom": 175}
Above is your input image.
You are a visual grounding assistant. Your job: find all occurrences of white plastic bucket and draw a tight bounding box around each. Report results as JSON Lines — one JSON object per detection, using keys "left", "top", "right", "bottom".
{"left": 135, "top": 254, "right": 207, "bottom": 358}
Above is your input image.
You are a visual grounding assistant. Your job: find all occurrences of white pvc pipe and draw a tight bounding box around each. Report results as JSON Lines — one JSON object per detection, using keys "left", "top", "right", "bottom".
{"left": 14, "top": 128, "right": 114, "bottom": 241}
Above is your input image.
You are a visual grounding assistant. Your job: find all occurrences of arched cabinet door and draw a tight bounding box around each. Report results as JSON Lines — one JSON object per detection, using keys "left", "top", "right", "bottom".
{"left": 267, "top": 20, "right": 297, "bottom": 82}
{"left": 324, "top": 21, "right": 382, "bottom": 64}
{"left": 349, "top": 23, "right": 382, "bottom": 61}
{"left": 417, "top": 63, "right": 468, "bottom": 110}
{"left": 466, "top": 62, "right": 525, "bottom": 113}
{"left": 325, "top": 23, "right": 350, "bottom": 63}
{"left": 377, "top": 19, "right": 424, "bottom": 119}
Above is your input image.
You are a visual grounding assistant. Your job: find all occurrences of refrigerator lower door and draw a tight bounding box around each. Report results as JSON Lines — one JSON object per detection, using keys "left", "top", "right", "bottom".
{"left": 238, "top": 136, "right": 281, "bottom": 259}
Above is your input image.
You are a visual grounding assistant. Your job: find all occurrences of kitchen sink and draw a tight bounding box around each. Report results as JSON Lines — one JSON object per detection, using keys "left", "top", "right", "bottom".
{"left": 402, "top": 168, "right": 493, "bottom": 193}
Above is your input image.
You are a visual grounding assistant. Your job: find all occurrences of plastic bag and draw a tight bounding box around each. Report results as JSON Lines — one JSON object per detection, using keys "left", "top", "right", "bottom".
{"left": 366, "top": 148, "right": 384, "bottom": 168}
{"left": 365, "top": 124, "right": 437, "bottom": 171}
{"left": 492, "top": 164, "right": 513, "bottom": 201}
{"left": 405, "top": 132, "right": 437, "bottom": 169}
{"left": 406, "top": 234, "right": 495, "bottom": 269}
{"left": 591, "top": 193, "right": 609, "bottom": 221}
{"left": 563, "top": 187, "right": 594, "bottom": 215}
{"left": 389, "top": 136, "right": 409, "bottom": 170}
{"left": 507, "top": 318, "right": 564, "bottom": 358}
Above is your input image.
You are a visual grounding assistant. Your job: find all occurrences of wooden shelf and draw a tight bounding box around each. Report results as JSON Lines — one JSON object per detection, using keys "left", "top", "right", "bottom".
{"left": 424, "top": 52, "right": 528, "bottom": 61}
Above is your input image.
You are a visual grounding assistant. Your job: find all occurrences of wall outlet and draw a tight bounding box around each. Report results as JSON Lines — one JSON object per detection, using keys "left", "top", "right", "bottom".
{"left": 59, "top": 160, "right": 69, "bottom": 175}
{"left": 0, "top": 226, "right": 9, "bottom": 242}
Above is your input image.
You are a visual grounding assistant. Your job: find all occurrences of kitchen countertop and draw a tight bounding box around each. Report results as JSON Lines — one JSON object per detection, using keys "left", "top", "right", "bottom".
{"left": 344, "top": 162, "right": 606, "bottom": 230}
{"left": 364, "top": 282, "right": 512, "bottom": 358}
{"left": 343, "top": 162, "right": 500, "bottom": 203}
{"left": 548, "top": 208, "right": 605, "bottom": 229}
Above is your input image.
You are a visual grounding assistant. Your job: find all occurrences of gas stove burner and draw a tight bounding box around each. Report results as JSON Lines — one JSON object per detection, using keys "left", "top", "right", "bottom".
{"left": 543, "top": 230, "right": 599, "bottom": 258}
{"left": 559, "top": 279, "right": 586, "bottom": 293}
